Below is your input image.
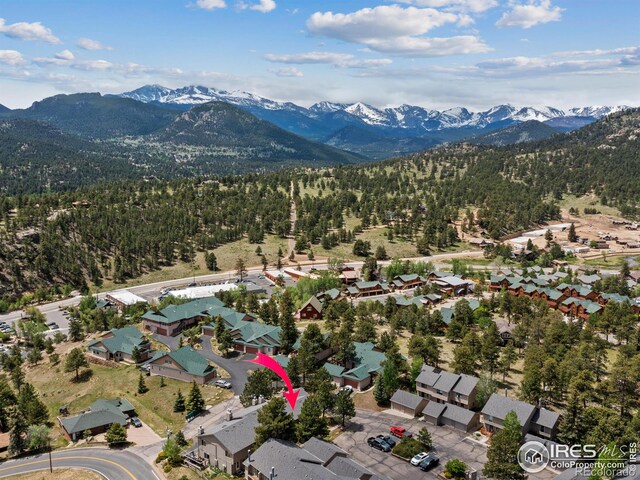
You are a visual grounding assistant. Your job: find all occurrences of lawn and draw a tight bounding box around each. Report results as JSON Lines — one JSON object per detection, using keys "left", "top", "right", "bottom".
{"left": 25, "top": 340, "right": 233, "bottom": 443}
{"left": 582, "top": 255, "right": 638, "bottom": 268}
{"left": 11, "top": 470, "right": 102, "bottom": 480}
{"left": 559, "top": 194, "right": 620, "bottom": 216}
{"left": 94, "top": 235, "right": 289, "bottom": 293}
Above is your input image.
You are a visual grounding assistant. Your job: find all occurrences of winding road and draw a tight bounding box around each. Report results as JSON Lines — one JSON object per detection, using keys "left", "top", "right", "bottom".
{"left": 0, "top": 448, "right": 158, "bottom": 480}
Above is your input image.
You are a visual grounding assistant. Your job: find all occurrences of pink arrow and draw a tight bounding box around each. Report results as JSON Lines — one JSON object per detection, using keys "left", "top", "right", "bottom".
{"left": 245, "top": 353, "right": 300, "bottom": 411}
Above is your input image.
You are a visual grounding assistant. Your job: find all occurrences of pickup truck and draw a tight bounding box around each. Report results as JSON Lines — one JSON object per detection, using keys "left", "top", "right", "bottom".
{"left": 390, "top": 426, "right": 413, "bottom": 438}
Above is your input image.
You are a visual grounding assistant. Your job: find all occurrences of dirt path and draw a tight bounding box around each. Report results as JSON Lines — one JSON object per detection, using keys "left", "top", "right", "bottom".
{"left": 288, "top": 180, "right": 297, "bottom": 255}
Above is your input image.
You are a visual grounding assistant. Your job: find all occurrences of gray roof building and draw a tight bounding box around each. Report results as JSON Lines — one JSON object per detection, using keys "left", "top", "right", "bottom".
{"left": 482, "top": 394, "right": 537, "bottom": 429}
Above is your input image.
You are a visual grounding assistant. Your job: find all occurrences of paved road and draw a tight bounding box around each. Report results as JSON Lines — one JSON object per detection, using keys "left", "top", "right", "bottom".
{"left": 0, "top": 448, "right": 158, "bottom": 480}
{"left": 153, "top": 333, "right": 258, "bottom": 393}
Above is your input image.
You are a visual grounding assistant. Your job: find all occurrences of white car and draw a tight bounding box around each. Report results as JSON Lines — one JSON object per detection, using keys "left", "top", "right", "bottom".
{"left": 340, "top": 385, "right": 354, "bottom": 395}
{"left": 214, "top": 379, "right": 232, "bottom": 389}
{"left": 411, "top": 452, "right": 430, "bottom": 466}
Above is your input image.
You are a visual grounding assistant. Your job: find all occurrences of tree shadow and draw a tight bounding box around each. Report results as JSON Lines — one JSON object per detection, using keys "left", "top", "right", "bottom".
{"left": 71, "top": 369, "right": 94, "bottom": 383}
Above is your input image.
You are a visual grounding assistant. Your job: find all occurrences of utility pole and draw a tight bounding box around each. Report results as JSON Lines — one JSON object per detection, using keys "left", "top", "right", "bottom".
{"left": 48, "top": 439, "right": 53, "bottom": 473}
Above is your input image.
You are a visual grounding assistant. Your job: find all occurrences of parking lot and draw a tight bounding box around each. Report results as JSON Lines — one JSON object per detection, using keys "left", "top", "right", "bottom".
{"left": 335, "top": 409, "right": 488, "bottom": 479}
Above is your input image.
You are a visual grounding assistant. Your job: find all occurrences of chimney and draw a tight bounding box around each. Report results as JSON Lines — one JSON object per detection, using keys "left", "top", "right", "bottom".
{"left": 247, "top": 449, "right": 252, "bottom": 462}
{"left": 198, "top": 425, "right": 204, "bottom": 435}
{"left": 226, "top": 408, "right": 233, "bottom": 422}
{"left": 258, "top": 395, "right": 265, "bottom": 404}
{"left": 270, "top": 467, "right": 275, "bottom": 480}
{"left": 252, "top": 396, "right": 257, "bottom": 406}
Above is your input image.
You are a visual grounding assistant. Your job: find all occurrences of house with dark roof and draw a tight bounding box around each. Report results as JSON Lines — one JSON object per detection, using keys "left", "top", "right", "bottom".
{"left": 297, "top": 296, "right": 323, "bottom": 320}
{"left": 142, "top": 296, "right": 230, "bottom": 336}
{"left": 86, "top": 326, "right": 151, "bottom": 363}
{"left": 323, "top": 342, "right": 387, "bottom": 391}
{"left": 433, "top": 276, "right": 475, "bottom": 296}
{"left": 58, "top": 398, "right": 135, "bottom": 441}
{"left": 390, "top": 274, "right": 427, "bottom": 291}
{"left": 244, "top": 437, "right": 386, "bottom": 480}
{"left": 390, "top": 390, "right": 428, "bottom": 417}
{"left": 395, "top": 294, "right": 442, "bottom": 308}
{"left": 422, "top": 402, "right": 480, "bottom": 433}
{"left": 481, "top": 394, "right": 560, "bottom": 439}
{"left": 345, "top": 281, "right": 389, "bottom": 298}
{"left": 149, "top": 346, "right": 217, "bottom": 384}
{"left": 415, "top": 365, "right": 479, "bottom": 410}
{"left": 196, "top": 390, "right": 308, "bottom": 475}
{"left": 559, "top": 297, "right": 603, "bottom": 320}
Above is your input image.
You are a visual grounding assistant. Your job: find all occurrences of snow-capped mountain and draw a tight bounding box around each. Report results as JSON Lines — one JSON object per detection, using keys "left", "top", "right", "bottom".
{"left": 119, "top": 85, "right": 632, "bottom": 157}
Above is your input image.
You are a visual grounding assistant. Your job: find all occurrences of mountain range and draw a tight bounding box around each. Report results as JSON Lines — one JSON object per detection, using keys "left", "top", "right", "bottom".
{"left": 119, "top": 84, "right": 630, "bottom": 157}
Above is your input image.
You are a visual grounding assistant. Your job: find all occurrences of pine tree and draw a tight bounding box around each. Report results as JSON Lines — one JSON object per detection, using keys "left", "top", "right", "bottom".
{"left": 186, "top": 381, "right": 204, "bottom": 413}
{"left": 286, "top": 355, "right": 301, "bottom": 388}
{"left": 105, "top": 422, "right": 127, "bottom": 445}
{"left": 131, "top": 346, "right": 142, "bottom": 363}
{"left": 64, "top": 348, "right": 89, "bottom": 380}
{"left": 254, "top": 396, "right": 296, "bottom": 447}
{"left": 296, "top": 395, "right": 329, "bottom": 443}
{"left": 334, "top": 390, "right": 355, "bottom": 427}
{"left": 483, "top": 411, "right": 526, "bottom": 480}
{"left": 568, "top": 222, "right": 578, "bottom": 242}
{"left": 240, "top": 369, "right": 275, "bottom": 407}
{"left": 307, "top": 368, "right": 335, "bottom": 416}
{"left": 17, "top": 383, "right": 49, "bottom": 426}
{"left": 416, "top": 426, "right": 433, "bottom": 451}
{"left": 279, "top": 310, "right": 298, "bottom": 355}
{"left": 8, "top": 410, "right": 28, "bottom": 455}
{"left": 174, "top": 430, "right": 188, "bottom": 447}
{"left": 68, "top": 317, "right": 84, "bottom": 342}
{"left": 159, "top": 376, "right": 166, "bottom": 388}
{"left": 138, "top": 373, "right": 149, "bottom": 394}
{"left": 173, "top": 390, "right": 186, "bottom": 413}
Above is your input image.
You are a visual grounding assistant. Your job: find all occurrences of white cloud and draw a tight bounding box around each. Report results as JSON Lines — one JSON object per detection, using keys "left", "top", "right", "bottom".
{"left": 55, "top": 50, "right": 75, "bottom": 61}
{"left": 0, "top": 18, "right": 60, "bottom": 44}
{"left": 0, "top": 50, "right": 25, "bottom": 65}
{"left": 396, "top": 0, "right": 498, "bottom": 13}
{"left": 306, "top": 5, "right": 490, "bottom": 57}
{"left": 496, "top": 0, "right": 563, "bottom": 29}
{"left": 77, "top": 38, "right": 113, "bottom": 51}
{"left": 240, "top": 0, "right": 276, "bottom": 13}
{"left": 71, "top": 60, "right": 114, "bottom": 71}
{"left": 195, "top": 0, "right": 227, "bottom": 10}
{"left": 264, "top": 51, "right": 393, "bottom": 68}
{"left": 270, "top": 67, "right": 303, "bottom": 77}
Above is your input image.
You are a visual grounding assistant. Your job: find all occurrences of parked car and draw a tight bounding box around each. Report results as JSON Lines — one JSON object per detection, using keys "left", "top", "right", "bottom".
{"left": 48, "top": 323, "right": 59, "bottom": 330}
{"left": 367, "top": 437, "right": 391, "bottom": 452}
{"left": 411, "top": 452, "right": 430, "bottom": 466}
{"left": 376, "top": 435, "right": 396, "bottom": 449}
{"left": 419, "top": 454, "right": 440, "bottom": 471}
{"left": 214, "top": 379, "right": 232, "bottom": 389}
{"left": 340, "top": 385, "right": 354, "bottom": 395}
{"left": 139, "top": 364, "right": 151, "bottom": 375}
{"left": 390, "top": 426, "right": 413, "bottom": 438}
{"left": 130, "top": 417, "right": 142, "bottom": 428}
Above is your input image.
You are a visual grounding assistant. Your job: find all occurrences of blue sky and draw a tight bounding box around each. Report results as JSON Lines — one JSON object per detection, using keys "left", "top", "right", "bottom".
{"left": 0, "top": 0, "right": 638, "bottom": 109}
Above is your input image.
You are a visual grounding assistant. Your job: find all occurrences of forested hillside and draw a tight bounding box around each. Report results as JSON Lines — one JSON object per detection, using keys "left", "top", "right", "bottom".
{"left": 0, "top": 109, "right": 638, "bottom": 302}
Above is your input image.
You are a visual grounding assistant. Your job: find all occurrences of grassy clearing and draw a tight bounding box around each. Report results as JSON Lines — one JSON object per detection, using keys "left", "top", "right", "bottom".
{"left": 25, "top": 340, "right": 233, "bottom": 442}
{"left": 583, "top": 255, "right": 639, "bottom": 268}
{"left": 11, "top": 470, "right": 102, "bottom": 480}
{"left": 559, "top": 194, "right": 620, "bottom": 216}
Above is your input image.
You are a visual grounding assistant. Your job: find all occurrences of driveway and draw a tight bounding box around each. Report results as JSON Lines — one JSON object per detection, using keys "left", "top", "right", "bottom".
{"left": 152, "top": 333, "right": 258, "bottom": 393}
{"left": 334, "top": 410, "right": 488, "bottom": 480}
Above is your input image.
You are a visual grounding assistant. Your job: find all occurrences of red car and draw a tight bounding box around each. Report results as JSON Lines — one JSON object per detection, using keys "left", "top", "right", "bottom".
{"left": 390, "top": 426, "right": 413, "bottom": 438}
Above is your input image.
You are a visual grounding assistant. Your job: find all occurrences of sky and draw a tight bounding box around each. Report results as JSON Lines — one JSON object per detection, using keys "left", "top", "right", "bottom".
{"left": 0, "top": 0, "right": 638, "bottom": 110}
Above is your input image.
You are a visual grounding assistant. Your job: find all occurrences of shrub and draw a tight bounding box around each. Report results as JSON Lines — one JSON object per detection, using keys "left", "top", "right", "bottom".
{"left": 155, "top": 451, "right": 167, "bottom": 464}
{"left": 163, "top": 463, "right": 172, "bottom": 473}
{"left": 391, "top": 438, "right": 423, "bottom": 460}
{"left": 444, "top": 458, "right": 467, "bottom": 479}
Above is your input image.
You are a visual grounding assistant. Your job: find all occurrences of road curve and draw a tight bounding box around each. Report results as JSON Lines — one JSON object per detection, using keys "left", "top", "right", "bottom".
{"left": 0, "top": 448, "right": 158, "bottom": 480}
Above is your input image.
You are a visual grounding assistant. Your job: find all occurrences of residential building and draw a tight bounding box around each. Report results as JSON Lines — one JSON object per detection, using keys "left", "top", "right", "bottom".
{"left": 149, "top": 346, "right": 217, "bottom": 384}
{"left": 559, "top": 297, "right": 603, "bottom": 320}
{"left": 433, "top": 276, "right": 475, "bottom": 295}
{"left": 323, "top": 342, "right": 386, "bottom": 390}
{"left": 297, "top": 296, "right": 323, "bottom": 320}
{"left": 422, "top": 402, "right": 480, "bottom": 433}
{"left": 390, "top": 390, "right": 428, "bottom": 417}
{"left": 346, "top": 281, "right": 389, "bottom": 298}
{"left": 245, "top": 437, "right": 386, "bottom": 480}
{"left": 86, "top": 326, "right": 151, "bottom": 363}
{"left": 143, "top": 296, "right": 226, "bottom": 336}
{"left": 58, "top": 398, "right": 135, "bottom": 441}
{"left": 390, "top": 274, "right": 427, "bottom": 291}
{"left": 415, "top": 365, "right": 479, "bottom": 409}
{"left": 195, "top": 390, "right": 308, "bottom": 475}
{"left": 481, "top": 394, "right": 560, "bottom": 439}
